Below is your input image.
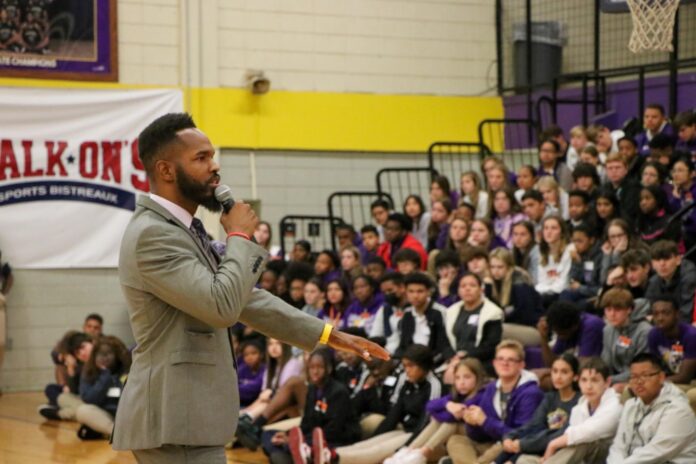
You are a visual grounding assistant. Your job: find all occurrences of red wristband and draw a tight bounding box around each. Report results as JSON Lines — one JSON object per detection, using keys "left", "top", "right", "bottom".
{"left": 227, "top": 231, "right": 251, "bottom": 241}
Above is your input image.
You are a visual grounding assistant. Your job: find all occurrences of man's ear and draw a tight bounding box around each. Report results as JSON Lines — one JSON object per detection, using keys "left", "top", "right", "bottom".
{"left": 154, "top": 159, "right": 176, "bottom": 183}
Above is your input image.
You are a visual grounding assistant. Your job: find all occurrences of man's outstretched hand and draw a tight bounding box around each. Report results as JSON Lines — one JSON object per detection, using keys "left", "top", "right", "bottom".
{"left": 327, "top": 328, "right": 390, "bottom": 361}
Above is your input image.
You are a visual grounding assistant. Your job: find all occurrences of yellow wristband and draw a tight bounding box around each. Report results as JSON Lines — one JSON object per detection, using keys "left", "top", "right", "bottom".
{"left": 319, "top": 324, "right": 333, "bottom": 345}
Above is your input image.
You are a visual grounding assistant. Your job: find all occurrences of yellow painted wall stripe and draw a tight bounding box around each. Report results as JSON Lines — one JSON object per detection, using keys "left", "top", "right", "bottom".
{"left": 1, "top": 78, "right": 503, "bottom": 152}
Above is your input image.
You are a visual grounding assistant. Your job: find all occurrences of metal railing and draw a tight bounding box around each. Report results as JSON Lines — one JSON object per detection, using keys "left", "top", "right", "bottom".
{"left": 376, "top": 167, "right": 437, "bottom": 210}
{"left": 279, "top": 215, "right": 345, "bottom": 257}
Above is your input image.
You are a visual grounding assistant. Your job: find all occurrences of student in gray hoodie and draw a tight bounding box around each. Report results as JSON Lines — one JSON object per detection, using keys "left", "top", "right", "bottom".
{"left": 600, "top": 288, "right": 652, "bottom": 393}
{"left": 607, "top": 353, "right": 696, "bottom": 464}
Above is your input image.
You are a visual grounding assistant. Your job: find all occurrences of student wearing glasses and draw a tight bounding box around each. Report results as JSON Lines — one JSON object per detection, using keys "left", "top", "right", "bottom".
{"left": 606, "top": 353, "right": 696, "bottom": 463}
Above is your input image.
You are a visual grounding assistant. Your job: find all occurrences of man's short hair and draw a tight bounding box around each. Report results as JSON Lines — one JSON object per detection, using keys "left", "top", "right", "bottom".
{"left": 650, "top": 294, "right": 678, "bottom": 311}
{"left": 650, "top": 240, "right": 679, "bottom": 260}
{"left": 605, "top": 152, "right": 627, "bottom": 166}
{"left": 387, "top": 213, "right": 412, "bottom": 232}
{"left": 434, "top": 249, "right": 460, "bottom": 269}
{"left": 601, "top": 287, "right": 634, "bottom": 309}
{"left": 579, "top": 357, "right": 610, "bottom": 380}
{"left": 648, "top": 133, "right": 674, "bottom": 150}
{"left": 460, "top": 246, "right": 489, "bottom": 262}
{"left": 547, "top": 301, "right": 581, "bottom": 331}
{"left": 572, "top": 162, "right": 600, "bottom": 184}
{"left": 571, "top": 223, "right": 596, "bottom": 239}
{"left": 538, "top": 138, "right": 561, "bottom": 153}
{"left": 401, "top": 344, "right": 434, "bottom": 371}
{"left": 371, "top": 199, "right": 390, "bottom": 211}
{"left": 521, "top": 189, "right": 544, "bottom": 203}
{"left": 361, "top": 224, "right": 379, "bottom": 235}
{"left": 673, "top": 111, "right": 696, "bottom": 130}
{"left": 138, "top": 113, "right": 196, "bottom": 174}
{"left": 568, "top": 189, "right": 590, "bottom": 204}
{"left": 620, "top": 249, "right": 651, "bottom": 269}
{"left": 393, "top": 248, "right": 421, "bottom": 267}
{"left": 85, "top": 313, "right": 103, "bottom": 326}
{"left": 403, "top": 272, "right": 434, "bottom": 290}
{"left": 646, "top": 103, "right": 665, "bottom": 115}
{"left": 380, "top": 272, "right": 404, "bottom": 286}
{"left": 540, "top": 125, "right": 564, "bottom": 140}
{"left": 366, "top": 256, "right": 387, "bottom": 268}
{"left": 335, "top": 223, "right": 356, "bottom": 235}
{"left": 618, "top": 136, "right": 638, "bottom": 148}
{"left": 68, "top": 332, "right": 91, "bottom": 356}
{"left": 495, "top": 339, "right": 525, "bottom": 362}
{"left": 630, "top": 352, "right": 667, "bottom": 373}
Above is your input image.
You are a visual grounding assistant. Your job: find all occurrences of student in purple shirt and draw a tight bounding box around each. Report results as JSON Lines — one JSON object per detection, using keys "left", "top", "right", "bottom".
{"left": 345, "top": 275, "right": 384, "bottom": 334}
{"left": 634, "top": 103, "right": 675, "bottom": 156}
{"left": 648, "top": 295, "right": 696, "bottom": 386}
{"left": 238, "top": 339, "right": 266, "bottom": 407}
{"left": 674, "top": 111, "right": 696, "bottom": 159}
{"left": 539, "top": 301, "right": 604, "bottom": 368}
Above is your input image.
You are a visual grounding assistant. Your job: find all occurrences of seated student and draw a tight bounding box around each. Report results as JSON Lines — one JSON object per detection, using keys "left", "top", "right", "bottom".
{"left": 301, "top": 278, "right": 325, "bottom": 318}
{"left": 600, "top": 288, "right": 652, "bottom": 393}
{"left": 648, "top": 296, "right": 696, "bottom": 390}
{"left": 468, "top": 218, "right": 508, "bottom": 251}
{"left": 259, "top": 268, "right": 280, "bottom": 294}
{"left": 538, "top": 301, "right": 604, "bottom": 369}
{"left": 434, "top": 250, "right": 462, "bottom": 308}
{"left": 364, "top": 256, "right": 387, "bottom": 282}
{"left": 594, "top": 188, "right": 621, "bottom": 237}
{"left": 489, "top": 248, "right": 542, "bottom": 347}
{"left": 238, "top": 339, "right": 267, "bottom": 408}
{"left": 442, "top": 214, "right": 471, "bottom": 254}
{"left": 442, "top": 340, "right": 544, "bottom": 464}
{"left": 558, "top": 224, "right": 601, "bottom": 308}
{"left": 378, "top": 213, "right": 428, "bottom": 271}
{"left": 490, "top": 187, "right": 527, "bottom": 248}
{"left": 461, "top": 246, "right": 495, "bottom": 300}
{"left": 648, "top": 133, "right": 675, "bottom": 168}
{"left": 335, "top": 223, "right": 361, "bottom": 251}
{"left": 349, "top": 358, "right": 400, "bottom": 433}
{"left": 359, "top": 225, "right": 380, "bottom": 266}
{"left": 635, "top": 103, "right": 675, "bottom": 157}
{"left": 669, "top": 156, "right": 696, "bottom": 247}
{"left": 511, "top": 221, "right": 540, "bottom": 284}
{"left": 579, "top": 145, "right": 607, "bottom": 184}
{"left": 537, "top": 139, "right": 573, "bottom": 192}
{"left": 514, "top": 165, "right": 537, "bottom": 204}
{"left": 428, "top": 199, "right": 454, "bottom": 252}
{"left": 460, "top": 170, "right": 490, "bottom": 219}
{"left": 445, "top": 273, "right": 504, "bottom": 377}
{"left": 317, "top": 279, "right": 351, "bottom": 329}
{"left": 607, "top": 353, "right": 696, "bottom": 463}
{"left": 620, "top": 249, "right": 652, "bottom": 299}
{"left": 674, "top": 110, "right": 696, "bottom": 158}
{"left": 393, "top": 248, "right": 422, "bottom": 276}
{"left": 637, "top": 184, "right": 683, "bottom": 246}
{"left": 290, "top": 240, "right": 312, "bottom": 264}
{"left": 536, "top": 176, "right": 568, "bottom": 220}
{"left": 565, "top": 190, "right": 594, "bottom": 231}
{"left": 516, "top": 357, "right": 622, "bottom": 464}
{"left": 340, "top": 246, "right": 363, "bottom": 287}
{"left": 264, "top": 348, "right": 361, "bottom": 464}
{"left": 604, "top": 153, "right": 642, "bottom": 228}
{"left": 370, "top": 273, "right": 408, "bottom": 356}
{"left": 404, "top": 194, "right": 431, "bottom": 249}
{"left": 571, "top": 162, "right": 601, "bottom": 205}
{"left": 314, "top": 250, "right": 341, "bottom": 286}
{"left": 387, "top": 358, "right": 487, "bottom": 464}
{"left": 496, "top": 354, "right": 580, "bottom": 464}
{"left": 535, "top": 215, "right": 574, "bottom": 308}
{"left": 431, "top": 175, "right": 459, "bottom": 207}
{"left": 39, "top": 332, "right": 94, "bottom": 421}
{"left": 520, "top": 190, "right": 551, "bottom": 239}
{"left": 566, "top": 125, "right": 588, "bottom": 170}
{"left": 371, "top": 199, "right": 392, "bottom": 242}
{"left": 242, "top": 338, "right": 305, "bottom": 423}
{"left": 395, "top": 273, "right": 453, "bottom": 367}
{"left": 334, "top": 328, "right": 371, "bottom": 398}
{"left": 75, "top": 335, "right": 131, "bottom": 440}
{"left": 599, "top": 218, "right": 648, "bottom": 285}
{"left": 286, "top": 273, "right": 311, "bottom": 310}
{"left": 618, "top": 136, "right": 644, "bottom": 183}
{"left": 345, "top": 275, "right": 383, "bottom": 333}
{"left": 311, "top": 345, "right": 442, "bottom": 464}
{"left": 645, "top": 240, "right": 696, "bottom": 323}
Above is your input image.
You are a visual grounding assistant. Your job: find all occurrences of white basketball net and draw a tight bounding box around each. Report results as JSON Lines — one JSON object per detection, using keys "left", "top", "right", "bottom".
{"left": 626, "top": 0, "right": 680, "bottom": 53}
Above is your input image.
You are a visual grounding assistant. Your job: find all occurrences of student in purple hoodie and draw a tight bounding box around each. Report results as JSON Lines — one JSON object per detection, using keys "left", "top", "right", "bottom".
{"left": 443, "top": 339, "right": 544, "bottom": 464}
{"left": 344, "top": 275, "right": 384, "bottom": 335}
{"left": 634, "top": 103, "right": 675, "bottom": 156}
{"left": 237, "top": 339, "right": 266, "bottom": 407}
{"left": 314, "top": 250, "right": 341, "bottom": 287}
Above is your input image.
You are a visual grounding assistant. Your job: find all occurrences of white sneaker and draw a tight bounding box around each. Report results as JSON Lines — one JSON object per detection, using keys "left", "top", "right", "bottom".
{"left": 384, "top": 447, "right": 410, "bottom": 464}
{"left": 401, "top": 449, "right": 427, "bottom": 464}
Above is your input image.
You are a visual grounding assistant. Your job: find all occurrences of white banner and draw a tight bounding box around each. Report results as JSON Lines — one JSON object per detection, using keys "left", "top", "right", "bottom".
{"left": 0, "top": 87, "right": 183, "bottom": 268}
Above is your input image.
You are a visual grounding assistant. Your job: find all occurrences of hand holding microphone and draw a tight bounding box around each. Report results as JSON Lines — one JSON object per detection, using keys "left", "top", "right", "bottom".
{"left": 215, "top": 185, "right": 258, "bottom": 239}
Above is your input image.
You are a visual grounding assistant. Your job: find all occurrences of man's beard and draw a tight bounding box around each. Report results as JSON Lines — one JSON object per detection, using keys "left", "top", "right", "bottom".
{"left": 175, "top": 164, "right": 222, "bottom": 213}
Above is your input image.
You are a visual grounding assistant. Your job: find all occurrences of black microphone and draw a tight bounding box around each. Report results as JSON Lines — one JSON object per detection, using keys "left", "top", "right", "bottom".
{"left": 214, "top": 184, "right": 257, "bottom": 243}
{"left": 214, "top": 184, "right": 235, "bottom": 213}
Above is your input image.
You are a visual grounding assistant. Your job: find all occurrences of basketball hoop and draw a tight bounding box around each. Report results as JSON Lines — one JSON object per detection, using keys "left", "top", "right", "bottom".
{"left": 626, "top": 0, "right": 680, "bottom": 53}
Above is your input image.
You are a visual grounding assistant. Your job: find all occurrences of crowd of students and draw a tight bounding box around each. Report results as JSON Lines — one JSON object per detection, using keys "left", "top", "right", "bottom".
{"left": 234, "top": 105, "right": 696, "bottom": 463}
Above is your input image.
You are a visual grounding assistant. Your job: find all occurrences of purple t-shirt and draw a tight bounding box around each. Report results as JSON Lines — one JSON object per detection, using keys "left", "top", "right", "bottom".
{"left": 648, "top": 323, "right": 696, "bottom": 375}
{"left": 552, "top": 313, "right": 604, "bottom": 357}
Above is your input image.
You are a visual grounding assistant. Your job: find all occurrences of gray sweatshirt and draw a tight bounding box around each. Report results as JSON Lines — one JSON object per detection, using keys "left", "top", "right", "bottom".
{"left": 601, "top": 315, "right": 651, "bottom": 384}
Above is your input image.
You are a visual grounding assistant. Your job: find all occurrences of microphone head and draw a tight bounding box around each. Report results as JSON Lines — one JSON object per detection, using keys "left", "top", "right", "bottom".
{"left": 214, "top": 184, "right": 234, "bottom": 205}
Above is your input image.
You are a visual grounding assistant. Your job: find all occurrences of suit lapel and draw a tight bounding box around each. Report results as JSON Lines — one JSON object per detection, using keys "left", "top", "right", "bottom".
{"left": 136, "top": 195, "right": 219, "bottom": 271}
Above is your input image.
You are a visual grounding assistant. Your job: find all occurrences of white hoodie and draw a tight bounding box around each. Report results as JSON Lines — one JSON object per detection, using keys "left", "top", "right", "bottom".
{"left": 606, "top": 382, "right": 696, "bottom": 464}
{"left": 565, "top": 387, "right": 622, "bottom": 446}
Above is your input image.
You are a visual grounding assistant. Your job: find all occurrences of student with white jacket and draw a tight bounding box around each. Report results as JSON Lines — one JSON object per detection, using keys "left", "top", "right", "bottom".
{"left": 607, "top": 353, "right": 696, "bottom": 464}
{"left": 517, "top": 357, "right": 622, "bottom": 464}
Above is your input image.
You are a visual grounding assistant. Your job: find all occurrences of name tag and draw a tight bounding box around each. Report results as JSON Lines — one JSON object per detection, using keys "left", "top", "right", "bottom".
{"left": 384, "top": 375, "right": 397, "bottom": 387}
{"left": 468, "top": 314, "right": 480, "bottom": 326}
{"left": 584, "top": 261, "right": 594, "bottom": 271}
{"left": 314, "top": 399, "right": 328, "bottom": 413}
{"left": 106, "top": 387, "right": 121, "bottom": 398}
{"left": 617, "top": 335, "right": 632, "bottom": 348}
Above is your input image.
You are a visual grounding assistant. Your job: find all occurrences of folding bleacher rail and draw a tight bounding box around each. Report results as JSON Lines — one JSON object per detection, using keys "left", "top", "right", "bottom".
{"left": 477, "top": 118, "right": 540, "bottom": 174}
{"left": 427, "top": 142, "right": 490, "bottom": 187}
{"left": 279, "top": 215, "right": 346, "bottom": 258}
{"left": 327, "top": 191, "right": 394, "bottom": 232}
{"left": 375, "top": 167, "right": 438, "bottom": 211}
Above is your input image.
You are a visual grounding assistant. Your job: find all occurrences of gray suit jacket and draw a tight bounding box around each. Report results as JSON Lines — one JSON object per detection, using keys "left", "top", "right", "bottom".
{"left": 112, "top": 196, "right": 324, "bottom": 450}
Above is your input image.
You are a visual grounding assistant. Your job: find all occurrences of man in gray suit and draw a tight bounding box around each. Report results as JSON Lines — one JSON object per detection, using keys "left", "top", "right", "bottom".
{"left": 112, "top": 113, "right": 388, "bottom": 463}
